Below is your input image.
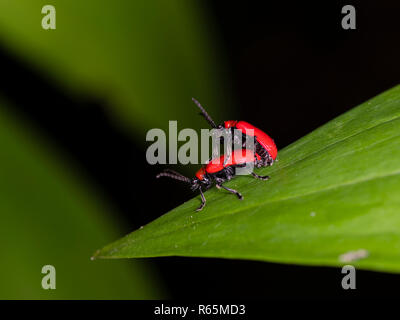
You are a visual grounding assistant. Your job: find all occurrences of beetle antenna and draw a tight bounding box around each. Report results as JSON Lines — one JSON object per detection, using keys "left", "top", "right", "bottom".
{"left": 162, "top": 169, "right": 194, "bottom": 183}
{"left": 163, "top": 168, "right": 188, "bottom": 178}
{"left": 156, "top": 171, "right": 192, "bottom": 184}
{"left": 192, "top": 97, "right": 217, "bottom": 128}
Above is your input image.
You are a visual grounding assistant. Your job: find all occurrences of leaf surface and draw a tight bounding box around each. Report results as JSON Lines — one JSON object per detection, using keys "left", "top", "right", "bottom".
{"left": 95, "top": 85, "right": 400, "bottom": 273}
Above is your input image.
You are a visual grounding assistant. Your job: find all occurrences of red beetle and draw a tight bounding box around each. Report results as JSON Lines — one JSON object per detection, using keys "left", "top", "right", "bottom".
{"left": 157, "top": 149, "right": 269, "bottom": 211}
{"left": 192, "top": 98, "right": 277, "bottom": 167}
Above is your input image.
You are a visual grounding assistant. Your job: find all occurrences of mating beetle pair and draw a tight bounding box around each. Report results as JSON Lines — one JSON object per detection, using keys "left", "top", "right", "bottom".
{"left": 157, "top": 99, "right": 277, "bottom": 211}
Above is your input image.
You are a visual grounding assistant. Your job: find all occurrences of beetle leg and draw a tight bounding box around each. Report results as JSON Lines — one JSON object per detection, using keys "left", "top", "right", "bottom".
{"left": 253, "top": 149, "right": 261, "bottom": 168}
{"left": 196, "top": 188, "right": 206, "bottom": 212}
{"left": 217, "top": 184, "right": 243, "bottom": 200}
{"left": 251, "top": 172, "right": 270, "bottom": 180}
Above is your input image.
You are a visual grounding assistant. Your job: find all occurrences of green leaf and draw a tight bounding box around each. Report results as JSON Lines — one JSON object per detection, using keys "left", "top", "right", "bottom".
{"left": 0, "top": 0, "right": 227, "bottom": 136}
{"left": 94, "top": 85, "right": 400, "bottom": 273}
{"left": 0, "top": 99, "right": 162, "bottom": 299}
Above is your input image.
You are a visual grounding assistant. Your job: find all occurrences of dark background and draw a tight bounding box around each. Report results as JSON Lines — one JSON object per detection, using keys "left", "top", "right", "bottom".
{"left": 1, "top": 0, "right": 399, "bottom": 298}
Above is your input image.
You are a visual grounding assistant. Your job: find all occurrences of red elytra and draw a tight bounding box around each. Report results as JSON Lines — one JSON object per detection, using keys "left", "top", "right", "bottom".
{"left": 192, "top": 98, "right": 278, "bottom": 167}
{"left": 157, "top": 99, "right": 276, "bottom": 212}
{"left": 225, "top": 120, "right": 278, "bottom": 160}
{"left": 195, "top": 149, "right": 260, "bottom": 180}
{"left": 158, "top": 145, "right": 270, "bottom": 211}
{"left": 197, "top": 149, "right": 260, "bottom": 177}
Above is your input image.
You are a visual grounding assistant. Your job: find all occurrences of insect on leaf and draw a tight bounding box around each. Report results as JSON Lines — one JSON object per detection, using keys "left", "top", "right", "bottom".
{"left": 94, "top": 85, "right": 400, "bottom": 274}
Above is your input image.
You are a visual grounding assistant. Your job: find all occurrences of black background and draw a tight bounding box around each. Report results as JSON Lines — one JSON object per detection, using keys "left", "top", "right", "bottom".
{"left": 0, "top": 0, "right": 399, "bottom": 299}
